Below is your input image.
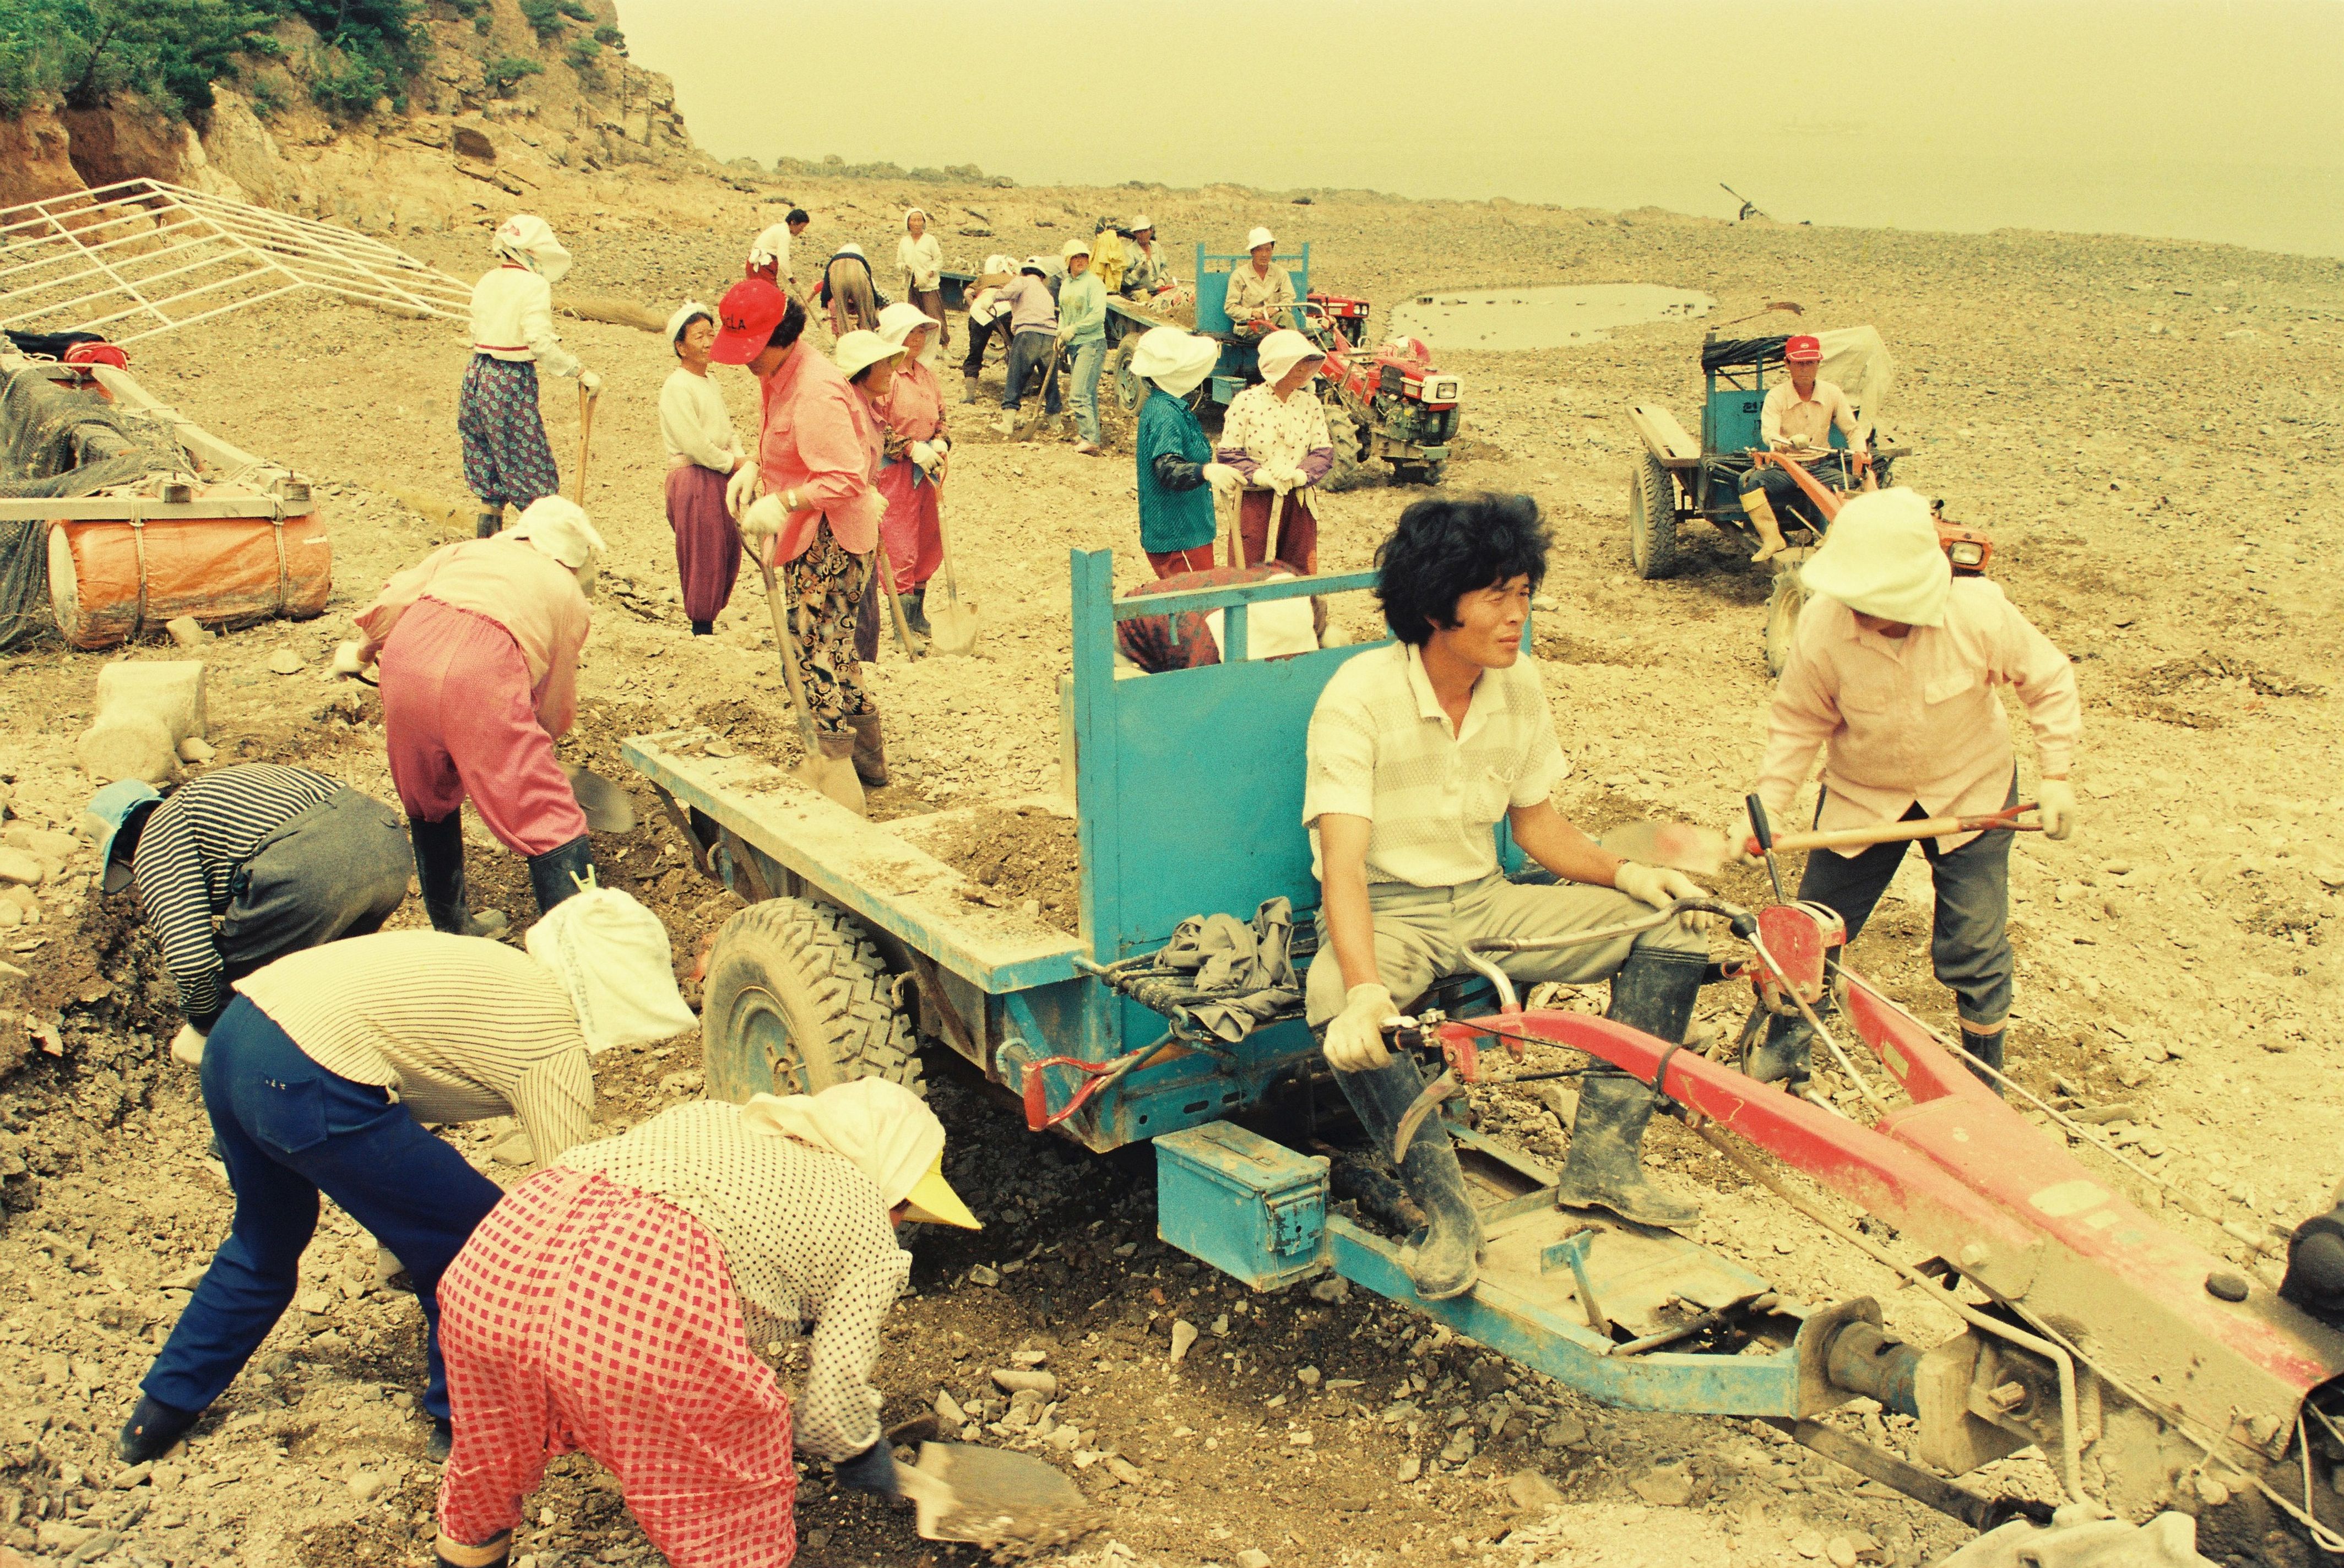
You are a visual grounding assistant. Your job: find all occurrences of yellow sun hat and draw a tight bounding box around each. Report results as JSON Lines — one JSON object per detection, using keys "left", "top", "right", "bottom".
{"left": 901, "top": 1151, "right": 981, "bottom": 1229}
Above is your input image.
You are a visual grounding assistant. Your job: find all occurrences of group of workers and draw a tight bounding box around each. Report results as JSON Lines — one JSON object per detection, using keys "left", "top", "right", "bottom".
{"left": 99, "top": 193, "right": 2344, "bottom": 1566}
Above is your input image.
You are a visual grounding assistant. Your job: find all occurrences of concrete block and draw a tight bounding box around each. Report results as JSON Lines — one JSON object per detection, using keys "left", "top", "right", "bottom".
{"left": 93, "top": 661, "right": 207, "bottom": 743}
{"left": 164, "top": 616, "right": 208, "bottom": 648}
{"left": 78, "top": 716, "right": 180, "bottom": 786}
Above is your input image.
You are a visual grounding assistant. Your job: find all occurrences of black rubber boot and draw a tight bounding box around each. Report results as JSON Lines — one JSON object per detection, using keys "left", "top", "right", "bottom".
{"left": 2282, "top": 1207, "right": 2344, "bottom": 1328}
{"left": 411, "top": 816, "right": 506, "bottom": 937}
{"left": 904, "top": 588, "right": 931, "bottom": 637}
{"left": 526, "top": 834, "right": 596, "bottom": 917}
{"left": 1555, "top": 946, "right": 1707, "bottom": 1229}
{"left": 1335, "top": 1055, "right": 1481, "bottom": 1300}
{"left": 1746, "top": 1012, "right": 1814, "bottom": 1089}
{"left": 690, "top": 619, "right": 714, "bottom": 636}
{"left": 1960, "top": 1027, "right": 2006, "bottom": 1096}
{"left": 475, "top": 509, "right": 502, "bottom": 539}
{"left": 428, "top": 1417, "right": 453, "bottom": 1464}
{"left": 119, "top": 1393, "right": 200, "bottom": 1464}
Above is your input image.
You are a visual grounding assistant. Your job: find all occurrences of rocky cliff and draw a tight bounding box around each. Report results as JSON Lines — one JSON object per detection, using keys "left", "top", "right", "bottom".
{"left": 0, "top": 0, "right": 708, "bottom": 236}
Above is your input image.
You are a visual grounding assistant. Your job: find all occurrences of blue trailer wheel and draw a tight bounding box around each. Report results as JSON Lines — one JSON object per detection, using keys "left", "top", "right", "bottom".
{"left": 699, "top": 897, "right": 924, "bottom": 1103}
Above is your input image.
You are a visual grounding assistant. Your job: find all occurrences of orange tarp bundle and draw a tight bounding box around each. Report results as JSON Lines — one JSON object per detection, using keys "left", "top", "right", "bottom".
{"left": 47, "top": 508, "right": 331, "bottom": 649}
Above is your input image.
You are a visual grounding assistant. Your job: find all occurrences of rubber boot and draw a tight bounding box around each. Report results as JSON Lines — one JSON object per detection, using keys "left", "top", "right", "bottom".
{"left": 1746, "top": 1011, "right": 1814, "bottom": 1089}
{"left": 119, "top": 1393, "right": 200, "bottom": 1464}
{"left": 435, "top": 1530, "right": 512, "bottom": 1568}
{"left": 1555, "top": 946, "right": 1707, "bottom": 1229}
{"left": 1959, "top": 1027, "right": 2005, "bottom": 1096}
{"left": 963, "top": 374, "right": 980, "bottom": 405}
{"left": 1334, "top": 1055, "right": 1481, "bottom": 1300}
{"left": 847, "top": 711, "right": 888, "bottom": 786}
{"left": 2281, "top": 1205, "right": 2344, "bottom": 1328}
{"left": 525, "top": 833, "right": 595, "bottom": 917}
{"left": 690, "top": 619, "right": 714, "bottom": 636}
{"left": 903, "top": 587, "right": 930, "bottom": 637}
{"left": 411, "top": 816, "right": 506, "bottom": 937}
{"left": 1741, "top": 490, "right": 1790, "bottom": 562}
{"left": 475, "top": 509, "right": 503, "bottom": 539}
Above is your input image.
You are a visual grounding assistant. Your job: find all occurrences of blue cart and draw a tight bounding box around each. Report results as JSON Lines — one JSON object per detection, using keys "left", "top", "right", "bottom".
{"left": 618, "top": 554, "right": 1940, "bottom": 1448}
{"left": 1106, "top": 242, "right": 1310, "bottom": 418}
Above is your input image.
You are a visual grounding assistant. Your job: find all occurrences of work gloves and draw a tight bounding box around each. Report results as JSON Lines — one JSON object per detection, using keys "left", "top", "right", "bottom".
{"left": 1272, "top": 465, "right": 1310, "bottom": 491}
{"left": 1614, "top": 861, "right": 1716, "bottom": 931}
{"left": 2036, "top": 778, "right": 2079, "bottom": 840}
{"left": 1322, "top": 981, "right": 1399, "bottom": 1073}
{"left": 578, "top": 368, "right": 602, "bottom": 395}
{"left": 326, "top": 641, "right": 372, "bottom": 681}
{"left": 833, "top": 1441, "right": 900, "bottom": 1497}
{"left": 1201, "top": 462, "right": 1242, "bottom": 497}
{"left": 738, "top": 493, "right": 786, "bottom": 542}
{"left": 169, "top": 1024, "right": 207, "bottom": 1067}
{"left": 909, "top": 440, "right": 940, "bottom": 475}
{"left": 724, "top": 463, "right": 762, "bottom": 519}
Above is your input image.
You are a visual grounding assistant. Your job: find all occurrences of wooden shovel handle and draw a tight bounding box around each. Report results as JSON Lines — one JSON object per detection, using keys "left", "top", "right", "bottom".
{"left": 1747, "top": 805, "right": 2037, "bottom": 858}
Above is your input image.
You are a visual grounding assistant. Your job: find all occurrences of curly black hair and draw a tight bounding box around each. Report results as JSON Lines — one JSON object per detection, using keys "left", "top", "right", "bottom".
{"left": 1374, "top": 493, "right": 1551, "bottom": 645}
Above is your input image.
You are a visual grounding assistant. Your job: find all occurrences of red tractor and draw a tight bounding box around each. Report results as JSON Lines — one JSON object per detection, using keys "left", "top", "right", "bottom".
{"left": 1305, "top": 291, "right": 1461, "bottom": 486}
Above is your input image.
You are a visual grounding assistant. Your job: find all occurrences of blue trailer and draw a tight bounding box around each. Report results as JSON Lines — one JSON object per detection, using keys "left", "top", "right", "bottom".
{"left": 1106, "top": 242, "right": 1310, "bottom": 416}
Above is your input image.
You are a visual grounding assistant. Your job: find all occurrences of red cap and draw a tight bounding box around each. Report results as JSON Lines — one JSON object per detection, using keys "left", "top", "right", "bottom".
{"left": 1784, "top": 334, "right": 1822, "bottom": 363}
{"left": 710, "top": 277, "right": 789, "bottom": 364}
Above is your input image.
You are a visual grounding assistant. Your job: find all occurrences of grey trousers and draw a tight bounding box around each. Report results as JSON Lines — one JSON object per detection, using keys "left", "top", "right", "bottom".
{"left": 1305, "top": 872, "right": 1707, "bottom": 1025}
{"left": 218, "top": 789, "right": 413, "bottom": 984}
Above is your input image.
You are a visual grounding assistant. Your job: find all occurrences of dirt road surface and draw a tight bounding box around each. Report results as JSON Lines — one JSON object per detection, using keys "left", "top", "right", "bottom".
{"left": 1, "top": 172, "right": 2340, "bottom": 1568}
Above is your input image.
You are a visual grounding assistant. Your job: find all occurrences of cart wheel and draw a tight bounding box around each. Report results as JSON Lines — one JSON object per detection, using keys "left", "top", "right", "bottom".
{"left": 701, "top": 896, "right": 923, "bottom": 1102}
{"left": 1323, "top": 412, "right": 1376, "bottom": 492}
{"left": 1629, "top": 451, "right": 1680, "bottom": 579}
{"left": 1762, "top": 563, "right": 1806, "bottom": 677}
{"left": 1113, "top": 337, "right": 1144, "bottom": 414}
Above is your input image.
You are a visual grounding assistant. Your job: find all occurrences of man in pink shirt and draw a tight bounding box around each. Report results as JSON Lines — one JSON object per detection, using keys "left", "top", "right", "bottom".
{"left": 1746, "top": 489, "right": 2080, "bottom": 1091}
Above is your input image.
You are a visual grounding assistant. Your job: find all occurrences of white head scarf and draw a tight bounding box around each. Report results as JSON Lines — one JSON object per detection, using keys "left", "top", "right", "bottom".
{"left": 666, "top": 299, "right": 713, "bottom": 345}
{"left": 747, "top": 223, "right": 790, "bottom": 272}
{"left": 492, "top": 214, "right": 572, "bottom": 284}
{"left": 1800, "top": 487, "right": 1952, "bottom": 627}
{"left": 1255, "top": 329, "right": 1320, "bottom": 389}
{"left": 982, "top": 253, "right": 1015, "bottom": 276}
{"left": 507, "top": 495, "right": 606, "bottom": 569}
{"left": 742, "top": 1079, "right": 943, "bottom": 1209}
{"left": 875, "top": 301, "right": 935, "bottom": 346}
{"left": 837, "top": 241, "right": 867, "bottom": 261}
{"left": 904, "top": 208, "right": 926, "bottom": 230}
{"left": 523, "top": 886, "right": 696, "bottom": 1054}
{"left": 1132, "top": 326, "right": 1219, "bottom": 399}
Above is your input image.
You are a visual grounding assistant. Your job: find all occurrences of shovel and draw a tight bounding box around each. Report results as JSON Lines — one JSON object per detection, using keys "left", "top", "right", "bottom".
{"left": 1599, "top": 807, "right": 2038, "bottom": 881}
{"left": 572, "top": 381, "right": 598, "bottom": 505}
{"left": 752, "top": 541, "right": 865, "bottom": 816}
{"left": 560, "top": 762, "right": 636, "bottom": 833}
{"left": 893, "top": 1442, "right": 1095, "bottom": 1551}
{"left": 1013, "top": 341, "right": 1064, "bottom": 439}
{"left": 871, "top": 538, "right": 926, "bottom": 660}
{"left": 927, "top": 497, "right": 980, "bottom": 656}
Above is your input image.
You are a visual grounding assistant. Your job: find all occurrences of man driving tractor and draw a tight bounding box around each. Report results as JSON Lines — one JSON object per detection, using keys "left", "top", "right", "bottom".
{"left": 1740, "top": 333, "right": 1874, "bottom": 563}
{"left": 1224, "top": 226, "right": 1298, "bottom": 338}
{"left": 1305, "top": 495, "right": 1716, "bottom": 1303}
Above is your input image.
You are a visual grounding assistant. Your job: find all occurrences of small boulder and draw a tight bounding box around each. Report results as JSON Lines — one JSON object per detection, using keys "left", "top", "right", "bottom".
{"left": 1629, "top": 1456, "right": 1694, "bottom": 1506}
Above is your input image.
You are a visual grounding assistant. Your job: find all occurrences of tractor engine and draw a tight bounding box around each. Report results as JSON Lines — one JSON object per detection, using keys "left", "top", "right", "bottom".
{"left": 1370, "top": 338, "right": 1463, "bottom": 449}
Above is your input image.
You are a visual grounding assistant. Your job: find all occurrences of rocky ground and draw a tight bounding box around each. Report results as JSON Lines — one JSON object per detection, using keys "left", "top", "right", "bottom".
{"left": 0, "top": 159, "right": 2341, "bottom": 1568}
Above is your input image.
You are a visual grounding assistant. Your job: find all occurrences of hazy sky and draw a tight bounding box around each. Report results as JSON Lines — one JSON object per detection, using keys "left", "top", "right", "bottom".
{"left": 620, "top": 0, "right": 2344, "bottom": 258}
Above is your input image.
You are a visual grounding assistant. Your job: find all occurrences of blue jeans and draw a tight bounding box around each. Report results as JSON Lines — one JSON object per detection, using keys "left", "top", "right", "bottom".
{"left": 1068, "top": 337, "right": 1106, "bottom": 444}
{"left": 1002, "top": 329, "right": 1061, "bottom": 415}
{"left": 142, "top": 997, "right": 505, "bottom": 1421}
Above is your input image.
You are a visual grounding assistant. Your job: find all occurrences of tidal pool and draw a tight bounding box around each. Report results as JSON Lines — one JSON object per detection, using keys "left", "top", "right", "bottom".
{"left": 1386, "top": 284, "right": 1714, "bottom": 351}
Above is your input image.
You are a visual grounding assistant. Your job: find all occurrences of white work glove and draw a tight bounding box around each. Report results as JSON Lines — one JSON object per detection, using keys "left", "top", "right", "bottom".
{"left": 2036, "top": 778, "right": 2079, "bottom": 841}
{"left": 1614, "top": 861, "right": 1716, "bottom": 931}
{"left": 1322, "top": 983, "right": 1399, "bottom": 1073}
{"left": 739, "top": 492, "right": 787, "bottom": 542}
{"left": 578, "top": 368, "right": 602, "bottom": 395}
{"left": 1201, "top": 462, "right": 1242, "bottom": 497}
{"left": 170, "top": 1023, "right": 208, "bottom": 1066}
{"left": 1280, "top": 465, "right": 1311, "bottom": 490}
{"left": 909, "top": 440, "right": 939, "bottom": 474}
{"left": 326, "top": 640, "right": 370, "bottom": 681}
{"left": 726, "top": 463, "right": 763, "bottom": 519}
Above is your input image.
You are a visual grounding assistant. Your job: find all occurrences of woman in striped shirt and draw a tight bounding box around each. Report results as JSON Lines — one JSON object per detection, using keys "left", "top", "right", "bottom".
{"left": 117, "top": 897, "right": 694, "bottom": 1468}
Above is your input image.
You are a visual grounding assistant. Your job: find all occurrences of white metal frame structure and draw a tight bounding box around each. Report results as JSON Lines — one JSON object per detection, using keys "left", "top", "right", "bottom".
{"left": 0, "top": 178, "right": 470, "bottom": 344}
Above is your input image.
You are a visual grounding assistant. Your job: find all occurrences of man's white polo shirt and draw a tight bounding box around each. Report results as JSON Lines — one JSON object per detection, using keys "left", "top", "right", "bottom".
{"left": 1303, "top": 640, "right": 1566, "bottom": 887}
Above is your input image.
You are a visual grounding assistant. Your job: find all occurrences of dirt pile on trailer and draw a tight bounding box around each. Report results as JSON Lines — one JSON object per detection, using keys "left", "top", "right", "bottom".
{"left": 927, "top": 805, "right": 1082, "bottom": 932}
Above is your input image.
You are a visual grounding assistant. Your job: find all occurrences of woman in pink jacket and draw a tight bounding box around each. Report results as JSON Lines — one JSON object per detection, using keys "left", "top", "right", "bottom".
{"left": 710, "top": 278, "right": 888, "bottom": 787}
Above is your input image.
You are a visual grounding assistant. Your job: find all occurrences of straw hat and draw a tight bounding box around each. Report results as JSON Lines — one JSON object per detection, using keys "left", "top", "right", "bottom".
{"left": 833, "top": 329, "right": 905, "bottom": 380}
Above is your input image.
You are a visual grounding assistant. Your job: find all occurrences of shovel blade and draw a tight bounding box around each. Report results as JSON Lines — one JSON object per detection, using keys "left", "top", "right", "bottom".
{"left": 561, "top": 763, "right": 637, "bottom": 834}
{"left": 927, "top": 598, "right": 981, "bottom": 658}
{"left": 907, "top": 1442, "right": 1095, "bottom": 1549}
{"left": 795, "top": 756, "right": 867, "bottom": 817}
{"left": 1600, "top": 821, "right": 1728, "bottom": 879}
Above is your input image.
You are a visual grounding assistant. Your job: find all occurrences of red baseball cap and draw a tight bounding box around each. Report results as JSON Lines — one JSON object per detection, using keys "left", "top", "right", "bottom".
{"left": 710, "top": 277, "right": 789, "bottom": 364}
{"left": 1784, "top": 334, "right": 1823, "bottom": 363}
